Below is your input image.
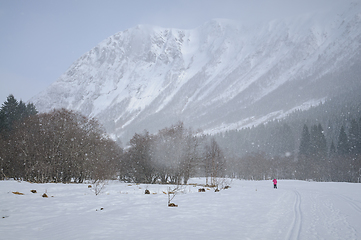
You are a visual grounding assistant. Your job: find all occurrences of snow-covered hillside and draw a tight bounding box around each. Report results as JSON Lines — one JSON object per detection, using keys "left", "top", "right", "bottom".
{"left": 1, "top": 179, "right": 361, "bottom": 239}
{"left": 31, "top": 1, "right": 361, "bottom": 143}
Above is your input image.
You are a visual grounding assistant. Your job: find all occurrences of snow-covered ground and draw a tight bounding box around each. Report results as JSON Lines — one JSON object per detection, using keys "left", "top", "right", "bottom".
{"left": 1, "top": 179, "right": 360, "bottom": 240}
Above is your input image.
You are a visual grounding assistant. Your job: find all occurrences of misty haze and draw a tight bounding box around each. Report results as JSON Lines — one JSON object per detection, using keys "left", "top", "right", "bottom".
{"left": 1, "top": 1, "right": 361, "bottom": 239}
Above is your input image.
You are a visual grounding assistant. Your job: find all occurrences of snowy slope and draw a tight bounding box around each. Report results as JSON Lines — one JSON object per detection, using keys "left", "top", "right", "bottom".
{"left": 31, "top": 1, "right": 361, "bottom": 143}
{"left": 1, "top": 179, "right": 361, "bottom": 240}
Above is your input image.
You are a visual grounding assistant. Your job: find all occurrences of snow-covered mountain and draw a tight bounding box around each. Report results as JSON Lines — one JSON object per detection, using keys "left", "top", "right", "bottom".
{"left": 31, "top": 1, "right": 361, "bottom": 144}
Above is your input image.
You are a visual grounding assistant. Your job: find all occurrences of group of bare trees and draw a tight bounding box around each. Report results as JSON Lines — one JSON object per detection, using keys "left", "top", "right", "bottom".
{"left": 0, "top": 108, "right": 121, "bottom": 183}
{"left": 0, "top": 95, "right": 226, "bottom": 184}
{"left": 119, "top": 122, "right": 226, "bottom": 185}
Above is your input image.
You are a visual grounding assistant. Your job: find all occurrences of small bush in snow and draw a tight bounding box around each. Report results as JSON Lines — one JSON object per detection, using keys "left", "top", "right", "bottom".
{"left": 90, "top": 180, "right": 106, "bottom": 195}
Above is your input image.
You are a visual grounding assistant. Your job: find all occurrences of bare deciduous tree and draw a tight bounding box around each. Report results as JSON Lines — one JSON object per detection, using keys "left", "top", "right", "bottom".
{"left": 203, "top": 138, "right": 226, "bottom": 186}
{"left": 4, "top": 109, "right": 121, "bottom": 183}
{"left": 120, "top": 122, "right": 203, "bottom": 185}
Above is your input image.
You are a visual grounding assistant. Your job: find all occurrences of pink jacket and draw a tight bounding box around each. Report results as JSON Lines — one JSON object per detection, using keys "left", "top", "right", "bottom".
{"left": 273, "top": 179, "right": 277, "bottom": 184}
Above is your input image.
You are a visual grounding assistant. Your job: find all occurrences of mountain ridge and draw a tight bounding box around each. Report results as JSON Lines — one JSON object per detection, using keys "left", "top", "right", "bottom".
{"left": 31, "top": 1, "right": 361, "bottom": 143}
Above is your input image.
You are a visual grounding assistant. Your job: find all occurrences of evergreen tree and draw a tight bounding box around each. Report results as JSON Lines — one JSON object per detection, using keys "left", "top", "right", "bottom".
{"left": 309, "top": 125, "right": 319, "bottom": 158}
{"left": 358, "top": 117, "right": 361, "bottom": 154}
{"left": 0, "top": 95, "right": 38, "bottom": 137}
{"left": 329, "top": 141, "right": 336, "bottom": 156}
{"left": 304, "top": 124, "right": 327, "bottom": 180}
{"left": 337, "top": 126, "right": 349, "bottom": 155}
{"left": 0, "top": 95, "right": 19, "bottom": 135}
{"left": 310, "top": 124, "right": 327, "bottom": 159}
{"left": 318, "top": 124, "right": 327, "bottom": 156}
{"left": 349, "top": 119, "right": 360, "bottom": 155}
{"left": 299, "top": 124, "right": 310, "bottom": 157}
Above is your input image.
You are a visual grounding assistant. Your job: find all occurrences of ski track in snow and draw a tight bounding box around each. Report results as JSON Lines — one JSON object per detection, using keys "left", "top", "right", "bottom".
{"left": 1, "top": 179, "right": 361, "bottom": 240}
{"left": 286, "top": 190, "right": 302, "bottom": 240}
{"left": 337, "top": 194, "right": 361, "bottom": 214}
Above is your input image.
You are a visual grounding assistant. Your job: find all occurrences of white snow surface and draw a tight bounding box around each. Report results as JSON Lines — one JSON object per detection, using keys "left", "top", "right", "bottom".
{"left": 1, "top": 179, "right": 361, "bottom": 240}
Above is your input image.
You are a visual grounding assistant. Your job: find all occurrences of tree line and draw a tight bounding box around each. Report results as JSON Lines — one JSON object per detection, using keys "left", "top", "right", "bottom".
{"left": 0, "top": 95, "right": 120, "bottom": 182}
{"left": 0, "top": 95, "right": 227, "bottom": 185}
{"left": 214, "top": 103, "right": 361, "bottom": 182}
{"left": 297, "top": 120, "right": 361, "bottom": 182}
{"left": 1, "top": 93, "right": 361, "bottom": 184}
{"left": 119, "top": 122, "right": 226, "bottom": 186}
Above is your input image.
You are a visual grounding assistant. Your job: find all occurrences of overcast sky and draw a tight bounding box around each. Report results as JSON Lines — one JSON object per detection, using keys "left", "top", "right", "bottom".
{"left": 0, "top": 0, "right": 336, "bottom": 104}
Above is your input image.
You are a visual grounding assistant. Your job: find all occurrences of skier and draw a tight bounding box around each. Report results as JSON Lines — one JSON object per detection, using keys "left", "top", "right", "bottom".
{"left": 273, "top": 179, "right": 277, "bottom": 189}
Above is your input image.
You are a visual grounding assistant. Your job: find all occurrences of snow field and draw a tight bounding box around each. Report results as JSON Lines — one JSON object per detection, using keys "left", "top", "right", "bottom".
{"left": 1, "top": 179, "right": 361, "bottom": 240}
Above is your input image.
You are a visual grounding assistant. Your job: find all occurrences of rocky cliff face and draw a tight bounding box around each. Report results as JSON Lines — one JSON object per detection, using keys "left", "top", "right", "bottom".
{"left": 31, "top": 2, "right": 361, "bottom": 144}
